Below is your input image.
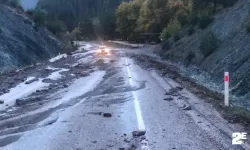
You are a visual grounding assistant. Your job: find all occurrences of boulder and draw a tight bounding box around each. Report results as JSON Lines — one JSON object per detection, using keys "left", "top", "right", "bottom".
{"left": 132, "top": 130, "right": 146, "bottom": 137}
{"left": 103, "top": 113, "right": 112, "bottom": 117}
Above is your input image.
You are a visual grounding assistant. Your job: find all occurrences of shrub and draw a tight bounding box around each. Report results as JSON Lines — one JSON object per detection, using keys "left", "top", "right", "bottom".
{"left": 160, "top": 27, "right": 171, "bottom": 40}
{"left": 176, "top": 9, "right": 189, "bottom": 26}
{"left": 161, "top": 19, "right": 181, "bottom": 40}
{"left": 32, "top": 9, "right": 46, "bottom": 26}
{"left": 33, "top": 24, "right": 39, "bottom": 32}
{"left": 187, "top": 26, "right": 194, "bottom": 36}
{"left": 199, "top": 15, "right": 214, "bottom": 29}
{"left": 23, "top": 19, "right": 28, "bottom": 24}
{"left": 199, "top": 31, "right": 218, "bottom": 57}
{"left": 160, "top": 28, "right": 171, "bottom": 40}
{"left": 246, "top": 23, "right": 250, "bottom": 33}
{"left": 127, "top": 33, "right": 140, "bottom": 42}
{"left": 58, "top": 33, "right": 77, "bottom": 53}
{"left": 174, "top": 34, "right": 180, "bottom": 42}
{"left": 26, "top": 9, "right": 34, "bottom": 16}
{"left": 8, "top": 0, "right": 20, "bottom": 8}
{"left": 188, "top": 13, "right": 199, "bottom": 25}
{"left": 16, "top": 5, "right": 24, "bottom": 11}
{"left": 23, "top": 19, "right": 32, "bottom": 24}
{"left": 166, "top": 19, "right": 181, "bottom": 36}
{"left": 221, "top": 0, "right": 237, "bottom": 8}
{"left": 246, "top": 26, "right": 250, "bottom": 33}
{"left": 46, "top": 20, "right": 66, "bottom": 35}
{"left": 161, "top": 40, "right": 170, "bottom": 50}
{"left": 70, "top": 27, "right": 81, "bottom": 40}
{"left": 185, "top": 52, "right": 195, "bottom": 64}
{"left": 225, "top": 106, "right": 250, "bottom": 124}
{"left": 63, "top": 41, "right": 74, "bottom": 54}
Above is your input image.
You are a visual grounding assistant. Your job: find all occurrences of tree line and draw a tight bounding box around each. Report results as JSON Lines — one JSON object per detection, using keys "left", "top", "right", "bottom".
{"left": 1, "top": 0, "right": 238, "bottom": 43}
{"left": 1, "top": 0, "right": 128, "bottom": 40}
{"left": 35, "top": 0, "right": 130, "bottom": 40}
{"left": 116, "top": 0, "right": 237, "bottom": 42}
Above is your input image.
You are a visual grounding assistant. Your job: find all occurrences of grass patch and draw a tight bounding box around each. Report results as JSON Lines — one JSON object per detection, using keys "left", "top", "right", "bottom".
{"left": 8, "top": 0, "right": 21, "bottom": 8}
{"left": 223, "top": 106, "right": 250, "bottom": 125}
{"left": 246, "top": 22, "right": 250, "bottom": 33}
{"left": 188, "top": 13, "right": 200, "bottom": 26}
{"left": 187, "top": 26, "right": 194, "bottom": 36}
{"left": 247, "top": 26, "right": 250, "bottom": 33}
{"left": 161, "top": 19, "right": 181, "bottom": 40}
{"left": 199, "top": 31, "right": 218, "bottom": 57}
{"left": 174, "top": 34, "right": 180, "bottom": 42}
{"left": 185, "top": 52, "right": 195, "bottom": 65}
{"left": 199, "top": 15, "right": 214, "bottom": 29}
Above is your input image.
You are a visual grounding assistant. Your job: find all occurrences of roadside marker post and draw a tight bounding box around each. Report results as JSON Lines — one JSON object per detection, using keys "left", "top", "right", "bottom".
{"left": 224, "top": 72, "right": 229, "bottom": 106}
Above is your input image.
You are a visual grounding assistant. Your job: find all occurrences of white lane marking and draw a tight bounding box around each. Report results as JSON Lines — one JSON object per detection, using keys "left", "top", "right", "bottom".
{"left": 125, "top": 58, "right": 145, "bottom": 130}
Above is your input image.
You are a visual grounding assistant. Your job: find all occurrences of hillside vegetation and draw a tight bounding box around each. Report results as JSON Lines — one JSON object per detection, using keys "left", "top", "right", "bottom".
{"left": 115, "top": 0, "right": 237, "bottom": 41}
{"left": 115, "top": 0, "right": 250, "bottom": 110}
{"left": 156, "top": 0, "right": 250, "bottom": 109}
{"left": 35, "top": 0, "right": 130, "bottom": 40}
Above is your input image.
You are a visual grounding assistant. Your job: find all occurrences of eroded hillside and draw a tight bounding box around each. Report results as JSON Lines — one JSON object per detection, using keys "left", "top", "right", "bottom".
{"left": 0, "top": 5, "right": 61, "bottom": 72}
{"left": 160, "top": 0, "right": 250, "bottom": 108}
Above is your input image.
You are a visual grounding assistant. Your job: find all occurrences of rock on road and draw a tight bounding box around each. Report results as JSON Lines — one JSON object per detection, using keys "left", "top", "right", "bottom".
{"left": 0, "top": 42, "right": 249, "bottom": 150}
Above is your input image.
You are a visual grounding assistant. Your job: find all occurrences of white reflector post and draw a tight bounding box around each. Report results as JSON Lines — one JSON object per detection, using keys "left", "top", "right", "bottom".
{"left": 224, "top": 72, "right": 229, "bottom": 106}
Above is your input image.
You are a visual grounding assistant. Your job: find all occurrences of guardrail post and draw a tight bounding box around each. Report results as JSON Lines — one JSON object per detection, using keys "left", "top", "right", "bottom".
{"left": 224, "top": 72, "right": 229, "bottom": 106}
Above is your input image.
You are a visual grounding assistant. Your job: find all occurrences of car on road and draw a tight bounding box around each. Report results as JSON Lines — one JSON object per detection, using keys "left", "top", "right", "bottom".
{"left": 96, "top": 46, "right": 111, "bottom": 56}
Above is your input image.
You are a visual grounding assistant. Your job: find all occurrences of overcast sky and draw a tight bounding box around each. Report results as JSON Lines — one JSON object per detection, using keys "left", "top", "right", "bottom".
{"left": 20, "top": 0, "right": 39, "bottom": 10}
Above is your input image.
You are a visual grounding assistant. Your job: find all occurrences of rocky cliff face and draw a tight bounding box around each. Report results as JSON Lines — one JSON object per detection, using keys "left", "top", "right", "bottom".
{"left": 0, "top": 5, "right": 62, "bottom": 72}
{"left": 161, "top": 0, "right": 250, "bottom": 108}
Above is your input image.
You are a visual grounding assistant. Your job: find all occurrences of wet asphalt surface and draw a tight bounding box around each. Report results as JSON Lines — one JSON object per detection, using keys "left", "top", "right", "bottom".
{"left": 0, "top": 42, "right": 248, "bottom": 150}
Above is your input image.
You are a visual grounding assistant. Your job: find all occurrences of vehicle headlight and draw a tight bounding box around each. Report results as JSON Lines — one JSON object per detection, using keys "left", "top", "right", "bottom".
{"left": 105, "top": 48, "right": 110, "bottom": 52}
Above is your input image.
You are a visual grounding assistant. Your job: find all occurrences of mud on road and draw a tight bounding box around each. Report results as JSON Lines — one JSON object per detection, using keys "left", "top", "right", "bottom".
{"left": 0, "top": 43, "right": 106, "bottom": 147}
{"left": 128, "top": 53, "right": 250, "bottom": 143}
{"left": 0, "top": 43, "right": 150, "bottom": 150}
{"left": 0, "top": 42, "right": 249, "bottom": 150}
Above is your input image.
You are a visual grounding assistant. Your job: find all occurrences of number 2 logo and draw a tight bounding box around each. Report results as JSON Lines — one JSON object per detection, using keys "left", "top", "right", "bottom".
{"left": 232, "top": 133, "right": 242, "bottom": 145}
{"left": 232, "top": 132, "right": 247, "bottom": 145}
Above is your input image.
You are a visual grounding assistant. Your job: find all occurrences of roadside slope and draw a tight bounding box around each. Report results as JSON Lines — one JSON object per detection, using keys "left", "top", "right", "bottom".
{"left": 0, "top": 5, "right": 62, "bottom": 72}
{"left": 160, "top": 0, "right": 250, "bottom": 108}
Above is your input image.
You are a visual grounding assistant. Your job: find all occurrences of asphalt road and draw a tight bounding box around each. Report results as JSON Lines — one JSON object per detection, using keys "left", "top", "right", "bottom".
{"left": 0, "top": 42, "right": 249, "bottom": 150}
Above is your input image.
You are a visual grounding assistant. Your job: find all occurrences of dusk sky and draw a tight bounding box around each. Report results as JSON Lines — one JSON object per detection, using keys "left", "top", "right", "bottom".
{"left": 20, "top": 0, "right": 38, "bottom": 10}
